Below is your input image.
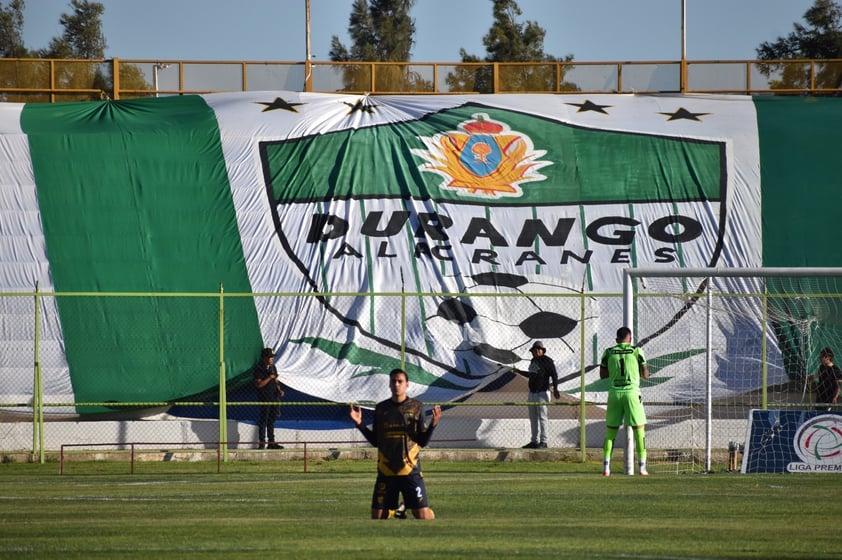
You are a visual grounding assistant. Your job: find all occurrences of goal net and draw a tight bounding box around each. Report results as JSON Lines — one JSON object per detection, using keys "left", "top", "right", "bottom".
{"left": 623, "top": 267, "right": 842, "bottom": 473}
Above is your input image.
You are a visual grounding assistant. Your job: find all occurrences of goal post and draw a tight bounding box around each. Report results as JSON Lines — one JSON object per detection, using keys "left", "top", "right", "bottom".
{"left": 621, "top": 267, "right": 842, "bottom": 474}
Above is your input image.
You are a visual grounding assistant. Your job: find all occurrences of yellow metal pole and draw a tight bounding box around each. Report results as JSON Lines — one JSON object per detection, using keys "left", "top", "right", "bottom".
{"left": 33, "top": 282, "right": 44, "bottom": 463}
{"left": 579, "top": 291, "right": 587, "bottom": 463}
{"left": 218, "top": 284, "right": 228, "bottom": 461}
{"left": 400, "top": 281, "right": 406, "bottom": 370}
{"left": 112, "top": 58, "right": 120, "bottom": 99}
{"left": 762, "top": 285, "right": 768, "bottom": 409}
{"left": 680, "top": 0, "right": 687, "bottom": 93}
{"left": 305, "top": 0, "right": 313, "bottom": 92}
{"left": 493, "top": 63, "right": 499, "bottom": 93}
{"left": 370, "top": 63, "right": 376, "bottom": 93}
{"left": 49, "top": 60, "right": 56, "bottom": 103}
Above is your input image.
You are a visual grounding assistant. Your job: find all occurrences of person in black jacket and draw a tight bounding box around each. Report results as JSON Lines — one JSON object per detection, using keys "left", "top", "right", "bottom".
{"left": 520, "top": 341, "right": 560, "bottom": 449}
{"left": 808, "top": 347, "right": 842, "bottom": 411}
{"left": 252, "top": 347, "right": 285, "bottom": 449}
{"left": 350, "top": 368, "right": 442, "bottom": 519}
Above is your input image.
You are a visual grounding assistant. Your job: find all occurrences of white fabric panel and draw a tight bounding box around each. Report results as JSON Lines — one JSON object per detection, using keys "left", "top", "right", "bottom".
{"left": 0, "top": 105, "right": 73, "bottom": 406}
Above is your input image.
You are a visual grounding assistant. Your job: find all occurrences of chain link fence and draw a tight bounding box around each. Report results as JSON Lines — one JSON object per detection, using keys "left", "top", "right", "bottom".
{"left": 1, "top": 287, "right": 834, "bottom": 472}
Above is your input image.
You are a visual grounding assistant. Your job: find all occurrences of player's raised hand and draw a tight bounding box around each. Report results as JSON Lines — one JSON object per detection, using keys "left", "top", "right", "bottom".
{"left": 430, "top": 404, "right": 442, "bottom": 427}
{"left": 349, "top": 404, "right": 362, "bottom": 426}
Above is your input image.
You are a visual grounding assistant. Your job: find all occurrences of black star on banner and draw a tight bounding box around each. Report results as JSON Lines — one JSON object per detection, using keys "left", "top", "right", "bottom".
{"left": 565, "top": 100, "right": 612, "bottom": 114}
{"left": 255, "top": 97, "right": 304, "bottom": 113}
{"left": 343, "top": 98, "right": 378, "bottom": 115}
{"left": 658, "top": 107, "right": 711, "bottom": 122}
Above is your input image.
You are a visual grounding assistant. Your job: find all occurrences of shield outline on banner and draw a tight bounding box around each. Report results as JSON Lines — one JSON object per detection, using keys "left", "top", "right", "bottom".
{"left": 256, "top": 102, "right": 730, "bottom": 399}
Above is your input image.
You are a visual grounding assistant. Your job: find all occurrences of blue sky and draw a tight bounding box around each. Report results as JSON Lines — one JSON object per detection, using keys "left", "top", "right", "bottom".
{"left": 21, "top": 0, "right": 818, "bottom": 63}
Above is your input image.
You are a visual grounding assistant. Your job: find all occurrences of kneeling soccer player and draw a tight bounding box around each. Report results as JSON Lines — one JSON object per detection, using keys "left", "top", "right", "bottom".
{"left": 349, "top": 368, "right": 442, "bottom": 519}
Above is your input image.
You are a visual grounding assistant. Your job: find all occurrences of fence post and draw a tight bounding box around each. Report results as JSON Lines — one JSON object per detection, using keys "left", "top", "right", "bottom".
{"left": 33, "top": 282, "right": 44, "bottom": 464}
{"left": 705, "top": 279, "right": 713, "bottom": 473}
{"left": 218, "top": 283, "right": 228, "bottom": 462}
{"left": 579, "top": 291, "right": 587, "bottom": 462}
{"left": 623, "top": 271, "right": 634, "bottom": 475}
{"left": 400, "top": 277, "right": 406, "bottom": 370}
{"left": 112, "top": 58, "right": 120, "bottom": 100}
{"left": 761, "top": 284, "right": 768, "bottom": 410}
{"left": 492, "top": 63, "right": 499, "bottom": 93}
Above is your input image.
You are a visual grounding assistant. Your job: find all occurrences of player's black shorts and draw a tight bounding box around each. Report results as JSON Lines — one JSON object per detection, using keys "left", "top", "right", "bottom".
{"left": 371, "top": 470, "right": 429, "bottom": 511}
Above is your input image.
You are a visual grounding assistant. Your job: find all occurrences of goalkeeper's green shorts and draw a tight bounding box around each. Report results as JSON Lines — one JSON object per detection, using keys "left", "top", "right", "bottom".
{"left": 606, "top": 389, "right": 647, "bottom": 427}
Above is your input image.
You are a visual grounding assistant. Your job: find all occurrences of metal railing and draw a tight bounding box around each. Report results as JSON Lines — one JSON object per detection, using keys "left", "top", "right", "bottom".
{"left": 0, "top": 57, "right": 840, "bottom": 102}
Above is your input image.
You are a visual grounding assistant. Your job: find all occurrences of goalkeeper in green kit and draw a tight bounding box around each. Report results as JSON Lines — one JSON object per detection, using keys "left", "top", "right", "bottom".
{"left": 600, "top": 326, "right": 650, "bottom": 476}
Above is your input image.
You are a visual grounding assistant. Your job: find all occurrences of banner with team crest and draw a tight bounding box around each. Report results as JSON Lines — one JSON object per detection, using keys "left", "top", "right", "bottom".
{"left": 0, "top": 92, "right": 838, "bottom": 415}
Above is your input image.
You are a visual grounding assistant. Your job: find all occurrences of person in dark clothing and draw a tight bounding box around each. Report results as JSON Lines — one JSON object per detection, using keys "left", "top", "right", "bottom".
{"left": 519, "top": 340, "right": 560, "bottom": 449}
{"left": 253, "top": 347, "right": 284, "bottom": 449}
{"left": 349, "top": 368, "right": 441, "bottom": 520}
{"left": 808, "top": 347, "right": 842, "bottom": 411}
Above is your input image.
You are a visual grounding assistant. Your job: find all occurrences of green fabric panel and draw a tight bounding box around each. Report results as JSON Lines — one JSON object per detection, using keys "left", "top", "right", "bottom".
{"left": 755, "top": 96, "right": 842, "bottom": 266}
{"left": 21, "top": 96, "right": 262, "bottom": 407}
{"left": 264, "top": 106, "right": 723, "bottom": 205}
{"left": 755, "top": 96, "right": 842, "bottom": 380}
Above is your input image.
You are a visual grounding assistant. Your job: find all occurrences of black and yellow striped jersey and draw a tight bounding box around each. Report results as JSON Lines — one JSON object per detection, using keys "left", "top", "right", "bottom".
{"left": 357, "top": 397, "right": 435, "bottom": 476}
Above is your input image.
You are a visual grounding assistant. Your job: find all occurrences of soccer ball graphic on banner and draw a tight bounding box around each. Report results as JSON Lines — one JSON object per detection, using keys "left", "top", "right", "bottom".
{"left": 424, "top": 271, "right": 598, "bottom": 381}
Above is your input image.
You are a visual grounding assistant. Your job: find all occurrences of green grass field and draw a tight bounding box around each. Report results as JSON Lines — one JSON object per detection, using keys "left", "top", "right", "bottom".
{"left": 0, "top": 459, "right": 837, "bottom": 559}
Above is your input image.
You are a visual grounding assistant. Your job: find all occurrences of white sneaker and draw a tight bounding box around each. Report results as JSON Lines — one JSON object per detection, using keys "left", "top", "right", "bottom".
{"left": 395, "top": 502, "right": 407, "bottom": 519}
{"left": 639, "top": 468, "right": 649, "bottom": 476}
{"left": 602, "top": 469, "right": 610, "bottom": 477}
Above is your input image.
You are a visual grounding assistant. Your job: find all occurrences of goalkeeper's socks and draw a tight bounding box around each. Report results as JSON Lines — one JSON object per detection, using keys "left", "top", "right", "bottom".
{"left": 634, "top": 428, "right": 648, "bottom": 475}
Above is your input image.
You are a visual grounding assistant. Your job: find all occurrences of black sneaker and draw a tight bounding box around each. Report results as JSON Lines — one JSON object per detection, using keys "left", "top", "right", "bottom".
{"left": 522, "top": 442, "right": 538, "bottom": 449}
{"left": 538, "top": 442, "right": 548, "bottom": 448}
{"left": 267, "top": 443, "right": 283, "bottom": 449}
{"left": 257, "top": 443, "right": 265, "bottom": 450}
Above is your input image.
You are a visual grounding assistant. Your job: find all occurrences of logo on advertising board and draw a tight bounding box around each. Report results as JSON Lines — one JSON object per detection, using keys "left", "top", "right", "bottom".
{"left": 788, "top": 414, "right": 842, "bottom": 472}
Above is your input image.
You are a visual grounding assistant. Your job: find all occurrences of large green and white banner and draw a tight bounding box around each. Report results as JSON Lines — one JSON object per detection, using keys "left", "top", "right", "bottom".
{"left": 0, "top": 92, "right": 839, "bottom": 414}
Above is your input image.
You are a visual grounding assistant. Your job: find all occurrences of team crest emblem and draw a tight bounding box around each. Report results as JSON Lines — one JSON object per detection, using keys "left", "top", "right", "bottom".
{"left": 413, "top": 113, "right": 551, "bottom": 198}
{"left": 256, "top": 101, "right": 735, "bottom": 407}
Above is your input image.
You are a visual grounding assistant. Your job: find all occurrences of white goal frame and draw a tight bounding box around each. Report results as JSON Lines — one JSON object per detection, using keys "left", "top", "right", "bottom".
{"left": 622, "top": 267, "right": 842, "bottom": 474}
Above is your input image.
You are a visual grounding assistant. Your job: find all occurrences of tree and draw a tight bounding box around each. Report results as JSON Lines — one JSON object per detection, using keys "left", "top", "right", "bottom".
{"left": 40, "top": 0, "right": 107, "bottom": 59}
{"left": 0, "top": 0, "right": 44, "bottom": 102}
{"left": 756, "top": 0, "right": 842, "bottom": 91}
{"left": 33, "top": 1, "right": 109, "bottom": 100}
{"left": 329, "top": 0, "right": 431, "bottom": 92}
{"left": 329, "top": 0, "right": 414, "bottom": 63}
{"left": 0, "top": 0, "right": 28, "bottom": 58}
{"left": 0, "top": 0, "right": 149, "bottom": 101}
{"left": 446, "top": 0, "right": 576, "bottom": 94}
